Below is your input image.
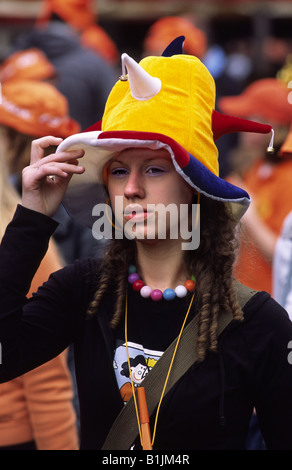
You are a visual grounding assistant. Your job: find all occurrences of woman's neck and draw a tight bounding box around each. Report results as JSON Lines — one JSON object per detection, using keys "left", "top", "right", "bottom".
{"left": 135, "top": 239, "right": 190, "bottom": 291}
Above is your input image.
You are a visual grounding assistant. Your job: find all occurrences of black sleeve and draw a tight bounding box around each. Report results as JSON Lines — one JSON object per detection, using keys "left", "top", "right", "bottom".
{"left": 0, "top": 205, "right": 59, "bottom": 294}
{"left": 0, "top": 205, "right": 91, "bottom": 382}
{"left": 244, "top": 294, "right": 292, "bottom": 449}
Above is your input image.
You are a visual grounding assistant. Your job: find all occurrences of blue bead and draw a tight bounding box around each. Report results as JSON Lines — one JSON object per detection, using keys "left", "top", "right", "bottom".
{"left": 163, "top": 288, "right": 176, "bottom": 301}
{"left": 128, "top": 265, "right": 136, "bottom": 274}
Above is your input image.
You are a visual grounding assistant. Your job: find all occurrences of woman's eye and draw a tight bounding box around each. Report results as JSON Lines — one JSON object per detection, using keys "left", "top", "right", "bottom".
{"left": 146, "top": 166, "right": 165, "bottom": 175}
{"left": 111, "top": 167, "right": 128, "bottom": 176}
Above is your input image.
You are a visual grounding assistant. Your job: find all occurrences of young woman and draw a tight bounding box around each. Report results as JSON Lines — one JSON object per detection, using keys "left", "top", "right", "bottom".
{"left": 0, "top": 38, "right": 292, "bottom": 450}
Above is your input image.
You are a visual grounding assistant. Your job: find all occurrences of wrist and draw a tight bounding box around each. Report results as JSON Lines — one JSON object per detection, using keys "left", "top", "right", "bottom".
{"left": 17, "top": 204, "right": 59, "bottom": 229}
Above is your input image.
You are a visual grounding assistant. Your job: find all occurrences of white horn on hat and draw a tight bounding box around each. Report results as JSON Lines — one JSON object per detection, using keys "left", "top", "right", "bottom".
{"left": 121, "top": 53, "right": 161, "bottom": 101}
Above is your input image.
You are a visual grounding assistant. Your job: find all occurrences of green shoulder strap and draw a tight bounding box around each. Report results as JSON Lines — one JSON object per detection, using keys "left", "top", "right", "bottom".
{"left": 101, "top": 281, "right": 258, "bottom": 450}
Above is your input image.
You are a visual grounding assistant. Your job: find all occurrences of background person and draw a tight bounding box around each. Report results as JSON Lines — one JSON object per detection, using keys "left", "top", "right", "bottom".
{"left": 218, "top": 77, "right": 292, "bottom": 295}
{"left": 273, "top": 125, "right": 292, "bottom": 319}
{"left": 0, "top": 151, "right": 78, "bottom": 450}
{"left": 10, "top": 0, "right": 117, "bottom": 131}
{"left": 0, "top": 78, "right": 108, "bottom": 436}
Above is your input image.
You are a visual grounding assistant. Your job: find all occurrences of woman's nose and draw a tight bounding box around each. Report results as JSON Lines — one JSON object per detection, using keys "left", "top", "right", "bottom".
{"left": 124, "top": 172, "right": 145, "bottom": 199}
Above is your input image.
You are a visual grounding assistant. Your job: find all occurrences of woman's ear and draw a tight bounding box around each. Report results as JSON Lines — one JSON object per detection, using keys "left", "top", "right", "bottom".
{"left": 103, "top": 184, "right": 109, "bottom": 197}
{"left": 102, "top": 164, "right": 110, "bottom": 187}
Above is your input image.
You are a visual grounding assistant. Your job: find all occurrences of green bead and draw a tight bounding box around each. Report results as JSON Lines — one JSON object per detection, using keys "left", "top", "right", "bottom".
{"left": 128, "top": 265, "right": 136, "bottom": 274}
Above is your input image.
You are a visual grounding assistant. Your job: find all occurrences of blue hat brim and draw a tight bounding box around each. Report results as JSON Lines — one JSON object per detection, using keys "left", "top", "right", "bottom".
{"left": 179, "top": 152, "right": 250, "bottom": 219}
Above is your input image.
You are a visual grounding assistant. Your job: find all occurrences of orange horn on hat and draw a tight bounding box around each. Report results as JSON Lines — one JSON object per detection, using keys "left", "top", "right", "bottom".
{"left": 212, "top": 110, "right": 274, "bottom": 153}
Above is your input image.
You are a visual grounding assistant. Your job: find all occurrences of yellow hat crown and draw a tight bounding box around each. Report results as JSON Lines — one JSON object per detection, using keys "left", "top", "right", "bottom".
{"left": 102, "top": 52, "right": 219, "bottom": 176}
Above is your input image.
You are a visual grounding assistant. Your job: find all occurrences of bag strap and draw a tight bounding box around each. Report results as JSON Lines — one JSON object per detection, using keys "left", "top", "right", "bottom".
{"left": 101, "top": 281, "right": 257, "bottom": 450}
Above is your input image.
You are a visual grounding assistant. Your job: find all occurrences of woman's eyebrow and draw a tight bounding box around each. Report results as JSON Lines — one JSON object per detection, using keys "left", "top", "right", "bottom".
{"left": 110, "top": 156, "right": 171, "bottom": 165}
{"left": 109, "top": 159, "right": 126, "bottom": 165}
{"left": 146, "top": 156, "right": 171, "bottom": 163}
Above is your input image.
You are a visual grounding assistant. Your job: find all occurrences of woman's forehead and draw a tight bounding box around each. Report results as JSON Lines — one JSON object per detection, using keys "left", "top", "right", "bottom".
{"left": 110, "top": 146, "right": 171, "bottom": 163}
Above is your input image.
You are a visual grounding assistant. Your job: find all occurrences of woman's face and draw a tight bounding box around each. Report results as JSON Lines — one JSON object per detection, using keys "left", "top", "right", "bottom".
{"left": 106, "top": 147, "right": 195, "bottom": 242}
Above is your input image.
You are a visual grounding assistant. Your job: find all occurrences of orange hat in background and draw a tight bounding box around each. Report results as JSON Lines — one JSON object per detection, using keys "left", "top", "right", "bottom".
{"left": 143, "top": 16, "right": 207, "bottom": 59}
{"left": 0, "top": 80, "right": 80, "bottom": 138}
{"left": 81, "top": 24, "right": 119, "bottom": 65}
{"left": 279, "top": 124, "right": 292, "bottom": 156}
{"left": 0, "top": 48, "right": 56, "bottom": 83}
{"left": 37, "top": 0, "right": 95, "bottom": 32}
{"left": 218, "top": 78, "right": 292, "bottom": 126}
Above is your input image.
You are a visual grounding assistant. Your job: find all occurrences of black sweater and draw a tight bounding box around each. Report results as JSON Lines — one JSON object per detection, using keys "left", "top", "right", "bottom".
{"left": 1, "top": 205, "right": 292, "bottom": 450}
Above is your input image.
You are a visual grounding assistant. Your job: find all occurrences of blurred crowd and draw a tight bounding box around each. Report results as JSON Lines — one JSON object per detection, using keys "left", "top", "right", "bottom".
{"left": 0, "top": 0, "right": 292, "bottom": 451}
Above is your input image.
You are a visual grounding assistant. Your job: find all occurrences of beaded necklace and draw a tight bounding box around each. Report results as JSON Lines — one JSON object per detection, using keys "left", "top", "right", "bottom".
{"left": 127, "top": 265, "right": 196, "bottom": 301}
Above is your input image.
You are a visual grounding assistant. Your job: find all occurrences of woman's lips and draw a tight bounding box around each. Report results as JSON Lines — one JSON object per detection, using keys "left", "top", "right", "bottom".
{"left": 124, "top": 204, "right": 153, "bottom": 222}
{"left": 124, "top": 210, "right": 149, "bottom": 222}
{"left": 125, "top": 212, "right": 148, "bottom": 222}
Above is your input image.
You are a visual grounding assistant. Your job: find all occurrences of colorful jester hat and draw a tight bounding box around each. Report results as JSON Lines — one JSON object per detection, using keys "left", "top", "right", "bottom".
{"left": 58, "top": 36, "right": 274, "bottom": 223}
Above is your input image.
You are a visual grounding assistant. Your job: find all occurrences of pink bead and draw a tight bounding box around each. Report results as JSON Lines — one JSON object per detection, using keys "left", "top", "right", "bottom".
{"left": 150, "top": 289, "right": 163, "bottom": 301}
{"left": 128, "top": 273, "right": 140, "bottom": 284}
{"left": 140, "top": 285, "right": 152, "bottom": 298}
{"left": 133, "top": 280, "right": 145, "bottom": 292}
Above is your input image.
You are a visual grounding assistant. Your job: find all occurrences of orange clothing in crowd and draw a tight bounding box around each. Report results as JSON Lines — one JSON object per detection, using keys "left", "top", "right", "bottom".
{"left": 0, "top": 241, "right": 79, "bottom": 450}
{"left": 234, "top": 158, "right": 292, "bottom": 294}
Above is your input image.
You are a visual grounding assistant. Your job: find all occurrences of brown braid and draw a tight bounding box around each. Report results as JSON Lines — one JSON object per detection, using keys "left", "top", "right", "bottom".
{"left": 86, "top": 195, "right": 243, "bottom": 360}
{"left": 86, "top": 237, "right": 136, "bottom": 328}
{"left": 186, "top": 195, "right": 243, "bottom": 360}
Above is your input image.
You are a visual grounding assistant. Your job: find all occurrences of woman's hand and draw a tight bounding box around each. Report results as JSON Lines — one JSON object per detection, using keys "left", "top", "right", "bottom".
{"left": 22, "top": 136, "right": 85, "bottom": 217}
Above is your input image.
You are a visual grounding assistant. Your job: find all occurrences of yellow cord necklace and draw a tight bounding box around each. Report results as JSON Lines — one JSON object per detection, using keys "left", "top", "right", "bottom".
{"left": 125, "top": 291, "right": 195, "bottom": 449}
